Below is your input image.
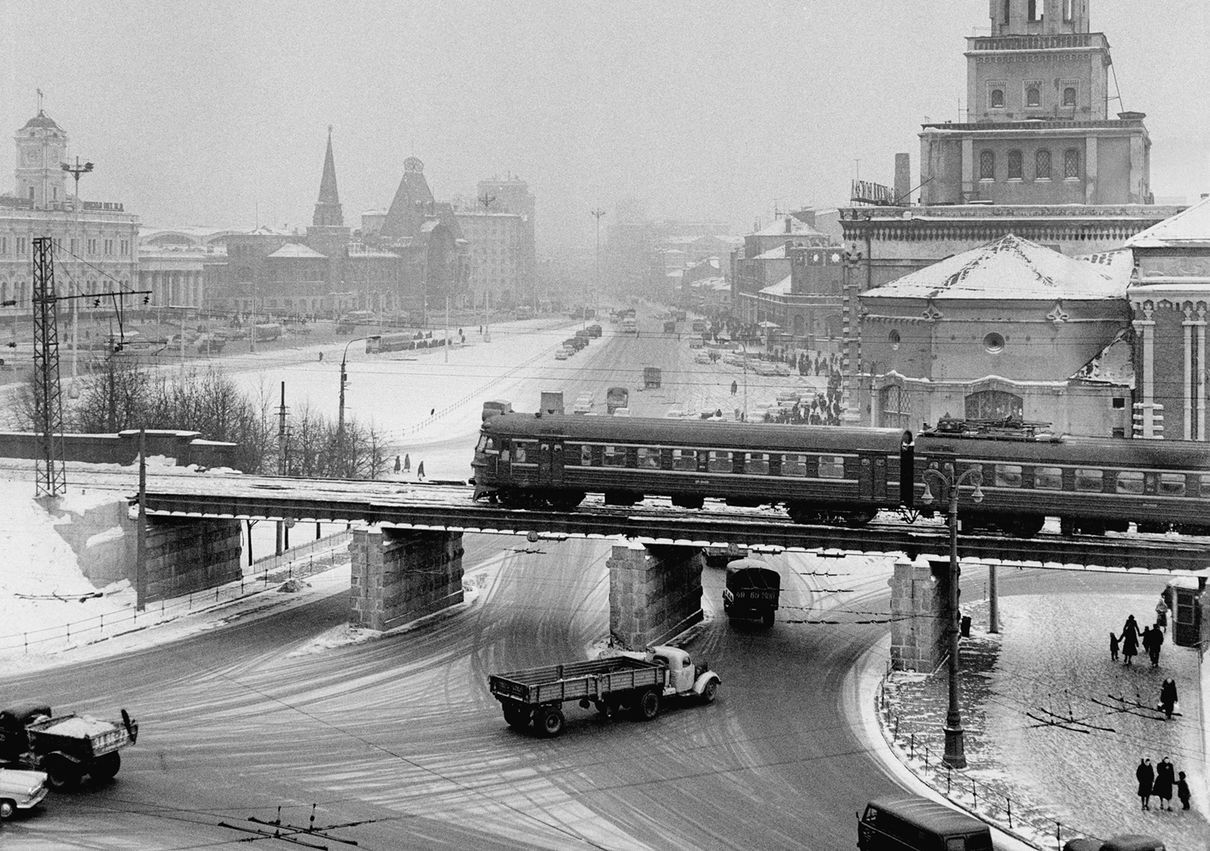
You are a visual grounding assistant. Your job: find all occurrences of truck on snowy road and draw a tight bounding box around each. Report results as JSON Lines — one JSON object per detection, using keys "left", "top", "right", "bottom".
{"left": 489, "top": 646, "right": 720, "bottom": 737}
{"left": 0, "top": 704, "right": 138, "bottom": 789}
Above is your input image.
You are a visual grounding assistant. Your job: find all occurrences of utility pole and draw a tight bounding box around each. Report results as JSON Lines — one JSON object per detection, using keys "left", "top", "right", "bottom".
{"left": 444, "top": 295, "right": 450, "bottom": 363}
{"left": 591, "top": 208, "right": 605, "bottom": 326}
{"left": 31, "top": 237, "right": 66, "bottom": 498}
{"left": 276, "top": 381, "right": 288, "bottom": 554}
{"left": 61, "top": 156, "right": 93, "bottom": 392}
{"left": 136, "top": 428, "right": 147, "bottom": 611}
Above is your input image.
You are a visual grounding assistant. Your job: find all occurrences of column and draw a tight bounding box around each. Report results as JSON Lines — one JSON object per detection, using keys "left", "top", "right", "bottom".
{"left": 607, "top": 543, "right": 704, "bottom": 650}
{"left": 888, "top": 556, "right": 949, "bottom": 671}
{"left": 1183, "top": 306, "right": 1194, "bottom": 440}
{"left": 1134, "top": 305, "right": 1156, "bottom": 437}
{"left": 1198, "top": 306, "right": 1207, "bottom": 441}
{"left": 349, "top": 527, "right": 464, "bottom": 630}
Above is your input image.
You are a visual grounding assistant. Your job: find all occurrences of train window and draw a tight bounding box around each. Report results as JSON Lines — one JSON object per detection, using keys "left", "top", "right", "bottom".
{"left": 1035, "top": 467, "right": 1063, "bottom": 490}
{"left": 637, "top": 447, "right": 660, "bottom": 469}
{"left": 781, "top": 454, "right": 807, "bottom": 476}
{"left": 1199, "top": 474, "right": 1210, "bottom": 496}
{"left": 1115, "top": 471, "right": 1145, "bottom": 494}
{"left": 1158, "top": 473, "right": 1187, "bottom": 496}
{"left": 672, "top": 449, "right": 697, "bottom": 471}
{"left": 581, "top": 444, "right": 594, "bottom": 466}
{"left": 994, "top": 464, "right": 1022, "bottom": 488}
{"left": 818, "top": 455, "right": 845, "bottom": 478}
{"left": 563, "top": 444, "right": 581, "bottom": 466}
{"left": 744, "top": 452, "right": 770, "bottom": 474}
{"left": 475, "top": 435, "right": 488, "bottom": 452}
{"left": 1074, "top": 468, "right": 1104, "bottom": 492}
{"left": 513, "top": 443, "right": 528, "bottom": 464}
{"left": 603, "top": 446, "right": 626, "bottom": 467}
{"left": 708, "top": 450, "right": 733, "bottom": 473}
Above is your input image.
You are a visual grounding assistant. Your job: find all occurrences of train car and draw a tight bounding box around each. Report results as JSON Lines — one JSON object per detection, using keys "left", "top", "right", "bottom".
{"left": 914, "top": 420, "right": 1210, "bottom": 536}
{"left": 723, "top": 558, "right": 780, "bottom": 628}
{"left": 471, "top": 409, "right": 909, "bottom": 523}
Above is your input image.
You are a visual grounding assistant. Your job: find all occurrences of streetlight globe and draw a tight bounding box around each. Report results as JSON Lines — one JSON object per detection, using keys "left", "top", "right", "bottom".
{"left": 972, "top": 485, "right": 985, "bottom": 504}
{"left": 920, "top": 481, "right": 935, "bottom": 505}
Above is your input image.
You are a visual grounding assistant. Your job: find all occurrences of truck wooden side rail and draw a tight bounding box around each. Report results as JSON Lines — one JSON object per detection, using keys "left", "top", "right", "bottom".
{"left": 489, "top": 646, "right": 720, "bottom": 737}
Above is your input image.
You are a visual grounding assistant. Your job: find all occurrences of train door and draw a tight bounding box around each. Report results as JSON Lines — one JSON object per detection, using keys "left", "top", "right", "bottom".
{"left": 856, "top": 453, "right": 888, "bottom": 501}
{"left": 539, "top": 440, "right": 565, "bottom": 486}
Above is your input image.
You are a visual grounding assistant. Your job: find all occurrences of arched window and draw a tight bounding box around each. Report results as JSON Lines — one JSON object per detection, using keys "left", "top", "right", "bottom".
{"left": 1064, "top": 148, "right": 1081, "bottom": 179}
{"left": 1003, "top": 0, "right": 1010, "bottom": 24}
{"left": 1007, "top": 150, "right": 1023, "bottom": 180}
{"left": 879, "top": 385, "right": 911, "bottom": 430}
{"left": 1026, "top": 85, "right": 1041, "bottom": 108}
{"left": 990, "top": 89, "right": 1005, "bottom": 109}
{"left": 965, "top": 389, "right": 1022, "bottom": 421}
{"left": 1062, "top": 86, "right": 1077, "bottom": 107}
{"left": 979, "top": 150, "right": 996, "bottom": 180}
{"left": 1036, "top": 149, "right": 1052, "bottom": 180}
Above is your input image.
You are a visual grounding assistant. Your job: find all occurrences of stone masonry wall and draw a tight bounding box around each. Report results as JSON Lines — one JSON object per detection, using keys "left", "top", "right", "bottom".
{"left": 608, "top": 543, "right": 704, "bottom": 650}
{"left": 143, "top": 516, "right": 242, "bottom": 602}
{"left": 349, "top": 527, "right": 464, "bottom": 631}
{"left": 889, "top": 556, "right": 950, "bottom": 671}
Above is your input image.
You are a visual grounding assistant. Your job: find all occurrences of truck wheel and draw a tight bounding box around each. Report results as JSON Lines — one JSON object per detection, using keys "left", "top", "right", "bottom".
{"left": 701, "top": 680, "right": 718, "bottom": 704}
{"left": 91, "top": 752, "right": 121, "bottom": 781}
{"left": 634, "top": 689, "right": 661, "bottom": 721}
{"left": 0, "top": 799, "right": 15, "bottom": 819}
{"left": 761, "top": 612, "right": 775, "bottom": 629}
{"left": 46, "top": 757, "right": 80, "bottom": 791}
{"left": 537, "top": 708, "right": 565, "bottom": 737}
{"left": 503, "top": 705, "right": 531, "bottom": 730}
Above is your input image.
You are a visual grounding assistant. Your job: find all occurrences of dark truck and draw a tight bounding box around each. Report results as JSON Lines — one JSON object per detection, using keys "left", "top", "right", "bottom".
{"left": 0, "top": 704, "right": 138, "bottom": 789}
{"left": 723, "top": 558, "right": 781, "bottom": 628}
{"left": 489, "top": 646, "right": 720, "bottom": 737}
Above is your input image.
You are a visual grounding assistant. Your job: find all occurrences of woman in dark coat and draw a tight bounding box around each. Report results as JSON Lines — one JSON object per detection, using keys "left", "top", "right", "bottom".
{"left": 1121, "top": 626, "right": 1140, "bottom": 666}
{"left": 1154, "top": 758, "right": 1175, "bottom": 811}
{"left": 1159, "top": 678, "right": 1178, "bottom": 719}
{"left": 1136, "top": 758, "right": 1154, "bottom": 810}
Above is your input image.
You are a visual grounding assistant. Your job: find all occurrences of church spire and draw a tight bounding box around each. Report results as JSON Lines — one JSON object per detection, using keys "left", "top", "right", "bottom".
{"left": 313, "top": 126, "right": 344, "bottom": 228}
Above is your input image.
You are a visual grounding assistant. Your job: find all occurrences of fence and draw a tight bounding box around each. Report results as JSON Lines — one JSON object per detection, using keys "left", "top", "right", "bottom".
{"left": 0, "top": 531, "right": 353, "bottom": 658}
{"left": 878, "top": 662, "right": 1103, "bottom": 851}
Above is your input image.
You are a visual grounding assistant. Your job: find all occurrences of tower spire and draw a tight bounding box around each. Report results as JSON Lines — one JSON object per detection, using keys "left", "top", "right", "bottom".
{"left": 313, "top": 126, "right": 343, "bottom": 228}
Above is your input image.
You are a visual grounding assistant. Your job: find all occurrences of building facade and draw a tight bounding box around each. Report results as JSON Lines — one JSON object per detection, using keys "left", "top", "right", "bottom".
{"left": 454, "top": 210, "right": 527, "bottom": 308}
{"left": 0, "top": 109, "right": 139, "bottom": 316}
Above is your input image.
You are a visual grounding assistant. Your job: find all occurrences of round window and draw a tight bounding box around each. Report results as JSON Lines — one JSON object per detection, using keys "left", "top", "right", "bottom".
{"left": 983, "top": 332, "right": 1005, "bottom": 354}
{"left": 888, "top": 330, "right": 901, "bottom": 350}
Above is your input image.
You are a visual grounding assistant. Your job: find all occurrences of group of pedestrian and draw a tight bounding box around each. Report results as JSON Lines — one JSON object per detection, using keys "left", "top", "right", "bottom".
{"left": 1111, "top": 609, "right": 1165, "bottom": 668}
{"left": 1135, "top": 757, "right": 1191, "bottom": 812}
{"left": 392, "top": 454, "right": 424, "bottom": 481}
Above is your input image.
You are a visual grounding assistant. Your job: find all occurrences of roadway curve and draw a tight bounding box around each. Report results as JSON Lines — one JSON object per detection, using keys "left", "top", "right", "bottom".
{"left": 1, "top": 531, "right": 914, "bottom": 850}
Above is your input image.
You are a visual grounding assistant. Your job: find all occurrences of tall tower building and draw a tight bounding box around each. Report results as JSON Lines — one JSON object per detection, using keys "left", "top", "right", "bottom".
{"left": 15, "top": 109, "right": 69, "bottom": 209}
{"left": 305, "top": 128, "right": 350, "bottom": 287}
{"left": 920, "top": 0, "right": 1151, "bottom": 206}
{"left": 312, "top": 127, "right": 344, "bottom": 229}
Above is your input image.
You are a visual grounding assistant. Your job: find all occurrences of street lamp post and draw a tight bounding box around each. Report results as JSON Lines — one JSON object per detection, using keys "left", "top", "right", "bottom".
{"left": 337, "top": 336, "right": 378, "bottom": 478}
{"left": 920, "top": 460, "right": 984, "bottom": 770}
{"left": 591, "top": 208, "right": 605, "bottom": 327}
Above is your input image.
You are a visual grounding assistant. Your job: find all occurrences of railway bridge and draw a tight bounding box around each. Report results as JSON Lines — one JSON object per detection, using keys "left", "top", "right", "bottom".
{"left": 127, "top": 473, "right": 1210, "bottom": 667}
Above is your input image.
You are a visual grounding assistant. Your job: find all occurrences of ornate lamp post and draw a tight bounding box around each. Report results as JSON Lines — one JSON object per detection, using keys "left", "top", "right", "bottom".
{"left": 920, "top": 460, "right": 984, "bottom": 770}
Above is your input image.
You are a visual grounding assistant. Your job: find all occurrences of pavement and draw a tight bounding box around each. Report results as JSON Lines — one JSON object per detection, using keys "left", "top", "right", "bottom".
{"left": 872, "top": 579, "right": 1208, "bottom": 851}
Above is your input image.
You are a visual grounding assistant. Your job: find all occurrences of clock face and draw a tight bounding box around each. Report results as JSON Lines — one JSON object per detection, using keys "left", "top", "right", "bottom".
{"left": 22, "top": 148, "right": 37, "bottom": 165}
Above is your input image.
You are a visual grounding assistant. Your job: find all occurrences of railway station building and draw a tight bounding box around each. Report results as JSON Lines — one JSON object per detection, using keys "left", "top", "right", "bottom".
{"left": 856, "top": 233, "right": 1134, "bottom": 437}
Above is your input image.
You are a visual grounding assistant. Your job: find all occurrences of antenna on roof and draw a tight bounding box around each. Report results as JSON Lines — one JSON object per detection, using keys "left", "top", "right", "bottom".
{"left": 36, "top": 87, "right": 44, "bottom": 113}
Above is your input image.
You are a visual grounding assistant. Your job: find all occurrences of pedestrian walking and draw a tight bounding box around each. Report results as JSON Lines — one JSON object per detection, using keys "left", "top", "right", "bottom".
{"left": 403, "top": 453, "right": 411, "bottom": 472}
{"left": 1149, "top": 624, "right": 1164, "bottom": 668}
{"left": 1155, "top": 594, "right": 1169, "bottom": 630}
{"left": 1141, "top": 626, "right": 1154, "bottom": 664}
{"left": 1122, "top": 613, "right": 1141, "bottom": 643}
{"left": 430, "top": 408, "right": 435, "bottom": 416}
{"left": 1136, "top": 758, "right": 1154, "bottom": 810}
{"left": 1154, "top": 758, "right": 1175, "bottom": 811}
{"left": 416, "top": 461, "right": 425, "bottom": 482}
{"left": 1109, "top": 631, "right": 1120, "bottom": 662}
{"left": 1177, "top": 771, "right": 1191, "bottom": 811}
{"left": 1122, "top": 615, "right": 1141, "bottom": 665}
{"left": 1159, "top": 678, "right": 1178, "bottom": 719}
{"left": 393, "top": 455, "right": 402, "bottom": 474}
{"left": 731, "top": 380, "right": 738, "bottom": 396}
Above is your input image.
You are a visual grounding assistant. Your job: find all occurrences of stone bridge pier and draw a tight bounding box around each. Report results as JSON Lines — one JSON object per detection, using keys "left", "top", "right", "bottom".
{"left": 142, "top": 516, "right": 243, "bottom": 602}
{"left": 349, "top": 527, "right": 464, "bottom": 630}
{"left": 607, "top": 542, "right": 704, "bottom": 650}
{"left": 888, "top": 556, "right": 960, "bottom": 671}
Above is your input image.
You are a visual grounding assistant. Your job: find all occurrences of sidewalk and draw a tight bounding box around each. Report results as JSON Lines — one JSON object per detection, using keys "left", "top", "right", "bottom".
{"left": 874, "top": 590, "right": 1208, "bottom": 850}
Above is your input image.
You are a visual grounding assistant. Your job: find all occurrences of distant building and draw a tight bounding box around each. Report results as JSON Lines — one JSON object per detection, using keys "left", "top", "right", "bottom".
{"left": 0, "top": 108, "right": 139, "bottom": 315}
{"left": 858, "top": 234, "right": 1134, "bottom": 436}
{"left": 477, "top": 176, "right": 536, "bottom": 300}
{"left": 455, "top": 209, "right": 527, "bottom": 308}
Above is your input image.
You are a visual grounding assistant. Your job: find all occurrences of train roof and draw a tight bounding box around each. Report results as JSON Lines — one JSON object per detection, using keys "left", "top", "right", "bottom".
{"left": 918, "top": 431, "right": 1210, "bottom": 468}
{"left": 482, "top": 411, "right": 911, "bottom": 452}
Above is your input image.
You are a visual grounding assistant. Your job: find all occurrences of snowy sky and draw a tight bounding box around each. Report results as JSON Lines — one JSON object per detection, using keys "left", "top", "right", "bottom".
{"left": 2, "top": 1, "right": 1207, "bottom": 259}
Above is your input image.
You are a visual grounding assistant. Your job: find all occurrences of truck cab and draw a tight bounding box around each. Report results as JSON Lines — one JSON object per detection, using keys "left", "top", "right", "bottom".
{"left": 642, "top": 646, "right": 720, "bottom": 703}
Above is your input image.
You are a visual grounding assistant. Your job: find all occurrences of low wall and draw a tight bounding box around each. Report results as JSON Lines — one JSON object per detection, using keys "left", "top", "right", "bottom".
{"left": 0, "top": 429, "right": 239, "bottom": 469}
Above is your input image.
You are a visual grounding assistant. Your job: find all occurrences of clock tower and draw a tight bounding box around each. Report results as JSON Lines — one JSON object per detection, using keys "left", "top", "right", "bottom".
{"left": 15, "top": 109, "right": 69, "bottom": 209}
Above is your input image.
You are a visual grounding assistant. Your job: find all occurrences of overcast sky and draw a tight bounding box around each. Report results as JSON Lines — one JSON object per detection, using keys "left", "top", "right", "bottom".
{"left": 2, "top": 1, "right": 1207, "bottom": 261}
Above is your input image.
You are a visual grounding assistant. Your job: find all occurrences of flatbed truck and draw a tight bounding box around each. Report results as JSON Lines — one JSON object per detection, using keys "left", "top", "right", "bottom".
{"left": 489, "top": 646, "right": 720, "bottom": 737}
{"left": 0, "top": 704, "right": 138, "bottom": 789}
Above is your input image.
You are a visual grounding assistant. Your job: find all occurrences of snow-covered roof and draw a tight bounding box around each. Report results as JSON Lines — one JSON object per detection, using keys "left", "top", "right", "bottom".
{"left": 754, "top": 245, "right": 788, "bottom": 260}
{"left": 760, "top": 274, "right": 792, "bottom": 296}
{"left": 268, "top": 242, "right": 326, "bottom": 259}
{"left": 753, "top": 217, "right": 824, "bottom": 238}
{"left": 1125, "top": 195, "right": 1209, "bottom": 248}
{"left": 863, "top": 234, "right": 1125, "bottom": 301}
{"left": 689, "top": 276, "right": 729, "bottom": 291}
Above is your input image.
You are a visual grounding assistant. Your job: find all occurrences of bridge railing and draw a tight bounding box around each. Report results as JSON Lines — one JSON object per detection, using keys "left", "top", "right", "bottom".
{"left": 878, "top": 662, "right": 1103, "bottom": 851}
{"left": 0, "top": 531, "right": 352, "bottom": 659}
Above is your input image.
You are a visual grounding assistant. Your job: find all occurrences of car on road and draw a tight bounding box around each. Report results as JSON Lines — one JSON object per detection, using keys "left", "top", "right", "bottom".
{"left": 554, "top": 348, "right": 571, "bottom": 360}
{"left": 0, "top": 767, "right": 48, "bottom": 820}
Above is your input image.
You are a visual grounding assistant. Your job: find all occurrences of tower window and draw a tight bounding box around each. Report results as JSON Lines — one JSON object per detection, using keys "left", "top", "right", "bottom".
{"left": 1008, "top": 150, "right": 1023, "bottom": 180}
{"left": 1063, "top": 0, "right": 1074, "bottom": 21}
{"left": 1003, "top": 0, "right": 1010, "bottom": 24}
{"left": 1063, "top": 86, "right": 1077, "bottom": 106}
{"left": 1064, "top": 148, "right": 1081, "bottom": 179}
{"left": 1026, "top": 85, "right": 1041, "bottom": 108}
{"left": 990, "top": 88, "right": 1005, "bottom": 109}
{"left": 979, "top": 150, "right": 996, "bottom": 181}
{"left": 1036, "top": 149, "right": 1052, "bottom": 180}
{"left": 1027, "top": 0, "right": 1041, "bottom": 21}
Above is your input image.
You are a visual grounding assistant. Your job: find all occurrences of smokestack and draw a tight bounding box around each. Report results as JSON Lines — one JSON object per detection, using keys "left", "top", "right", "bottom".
{"left": 894, "top": 153, "right": 911, "bottom": 205}
{"left": 785, "top": 216, "right": 792, "bottom": 234}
